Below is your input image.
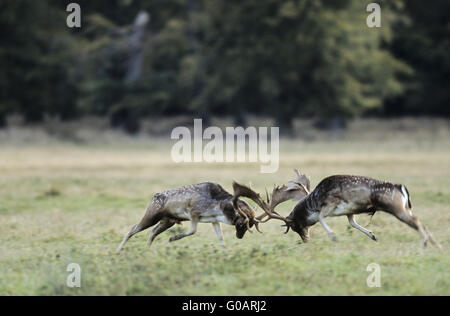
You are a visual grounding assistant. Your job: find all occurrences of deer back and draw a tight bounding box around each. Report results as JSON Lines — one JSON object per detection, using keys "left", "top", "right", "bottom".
{"left": 302, "top": 175, "right": 410, "bottom": 214}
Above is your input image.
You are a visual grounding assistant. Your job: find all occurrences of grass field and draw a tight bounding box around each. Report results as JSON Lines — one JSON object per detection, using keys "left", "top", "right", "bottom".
{"left": 0, "top": 119, "right": 449, "bottom": 295}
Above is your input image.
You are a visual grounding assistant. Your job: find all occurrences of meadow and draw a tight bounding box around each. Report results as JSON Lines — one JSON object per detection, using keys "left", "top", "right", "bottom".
{"left": 0, "top": 118, "right": 449, "bottom": 295}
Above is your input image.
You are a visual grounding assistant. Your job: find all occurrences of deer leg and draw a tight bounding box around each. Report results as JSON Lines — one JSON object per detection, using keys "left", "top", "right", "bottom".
{"left": 421, "top": 224, "right": 442, "bottom": 250}
{"left": 347, "top": 215, "right": 377, "bottom": 241}
{"left": 212, "top": 222, "right": 226, "bottom": 247}
{"left": 147, "top": 218, "right": 175, "bottom": 247}
{"left": 319, "top": 209, "right": 337, "bottom": 242}
{"left": 392, "top": 210, "right": 438, "bottom": 248}
{"left": 117, "top": 224, "right": 139, "bottom": 252}
{"left": 169, "top": 217, "right": 199, "bottom": 242}
{"left": 116, "top": 208, "right": 163, "bottom": 253}
{"left": 117, "top": 221, "right": 153, "bottom": 253}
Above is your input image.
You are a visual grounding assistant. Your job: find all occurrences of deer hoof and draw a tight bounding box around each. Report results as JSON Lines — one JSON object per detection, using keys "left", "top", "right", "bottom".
{"left": 370, "top": 233, "right": 377, "bottom": 241}
{"left": 330, "top": 234, "right": 338, "bottom": 242}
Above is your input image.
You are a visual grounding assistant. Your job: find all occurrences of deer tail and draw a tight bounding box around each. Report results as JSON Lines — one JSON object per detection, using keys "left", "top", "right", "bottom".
{"left": 399, "top": 184, "right": 412, "bottom": 209}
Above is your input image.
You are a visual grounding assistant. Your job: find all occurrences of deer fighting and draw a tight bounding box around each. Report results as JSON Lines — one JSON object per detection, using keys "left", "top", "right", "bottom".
{"left": 117, "top": 170, "right": 441, "bottom": 252}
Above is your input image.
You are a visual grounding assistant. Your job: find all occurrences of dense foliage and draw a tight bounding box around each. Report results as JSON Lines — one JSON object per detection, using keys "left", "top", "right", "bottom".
{"left": 0, "top": 0, "right": 447, "bottom": 130}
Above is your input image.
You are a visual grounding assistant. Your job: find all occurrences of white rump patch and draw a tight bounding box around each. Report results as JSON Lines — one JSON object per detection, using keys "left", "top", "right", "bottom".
{"left": 400, "top": 185, "right": 409, "bottom": 209}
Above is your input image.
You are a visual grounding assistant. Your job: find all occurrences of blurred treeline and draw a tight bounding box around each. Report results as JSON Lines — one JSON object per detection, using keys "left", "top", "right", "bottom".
{"left": 0, "top": 0, "right": 448, "bottom": 132}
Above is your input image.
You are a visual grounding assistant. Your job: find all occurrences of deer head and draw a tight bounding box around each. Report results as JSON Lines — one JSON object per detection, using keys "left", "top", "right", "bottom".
{"left": 232, "top": 169, "right": 310, "bottom": 234}
{"left": 231, "top": 199, "right": 262, "bottom": 239}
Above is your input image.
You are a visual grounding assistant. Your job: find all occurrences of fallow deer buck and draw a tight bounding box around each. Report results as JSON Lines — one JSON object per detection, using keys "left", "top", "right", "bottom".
{"left": 234, "top": 170, "right": 441, "bottom": 249}
{"left": 117, "top": 182, "right": 268, "bottom": 252}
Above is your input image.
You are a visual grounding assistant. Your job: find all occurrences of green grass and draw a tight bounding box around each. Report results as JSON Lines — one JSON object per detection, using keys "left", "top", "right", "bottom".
{"left": 0, "top": 135, "right": 449, "bottom": 295}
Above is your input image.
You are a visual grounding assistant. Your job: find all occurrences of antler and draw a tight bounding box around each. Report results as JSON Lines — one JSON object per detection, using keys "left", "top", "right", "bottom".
{"left": 232, "top": 181, "right": 291, "bottom": 228}
{"left": 232, "top": 169, "right": 310, "bottom": 233}
{"left": 232, "top": 182, "right": 260, "bottom": 233}
{"left": 257, "top": 169, "right": 310, "bottom": 221}
{"left": 290, "top": 169, "right": 311, "bottom": 196}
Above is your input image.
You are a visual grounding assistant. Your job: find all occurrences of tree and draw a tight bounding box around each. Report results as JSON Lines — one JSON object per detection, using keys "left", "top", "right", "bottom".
{"left": 0, "top": 0, "right": 79, "bottom": 123}
{"left": 191, "top": 0, "right": 408, "bottom": 132}
{"left": 389, "top": 0, "right": 450, "bottom": 116}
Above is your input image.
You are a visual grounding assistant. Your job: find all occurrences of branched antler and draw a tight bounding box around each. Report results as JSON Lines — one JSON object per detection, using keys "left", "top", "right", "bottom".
{"left": 232, "top": 169, "right": 311, "bottom": 233}
{"left": 233, "top": 169, "right": 310, "bottom": 233}
{"left": 257, "top": 169, "right": 310, "bottom": 221}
